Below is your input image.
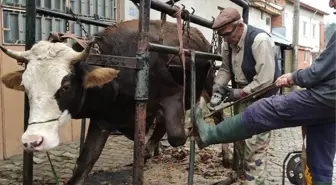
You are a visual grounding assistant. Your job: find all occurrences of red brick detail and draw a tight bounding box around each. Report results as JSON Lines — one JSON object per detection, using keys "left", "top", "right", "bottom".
{"left": 271, "top": 15, "right": 282, "bottom": 28}
{"left": 298, "top": 49, "right": 311, "bottom": 69}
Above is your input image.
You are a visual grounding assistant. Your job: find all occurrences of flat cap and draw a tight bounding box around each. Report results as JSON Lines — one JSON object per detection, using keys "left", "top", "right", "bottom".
{"left": 212, "top": 7, "right": 241, "bottom": 30}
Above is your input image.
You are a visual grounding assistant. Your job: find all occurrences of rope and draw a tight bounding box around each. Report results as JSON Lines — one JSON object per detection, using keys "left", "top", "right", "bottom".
{"left": 171, "top": 6, "right": 186, "bottom": 122}
{"left": 46, "top": 151, "right": 60, "bottom": 185}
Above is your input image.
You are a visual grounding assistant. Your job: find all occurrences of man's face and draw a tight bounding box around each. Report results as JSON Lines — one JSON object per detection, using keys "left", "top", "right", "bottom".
{"left": 217, "top": 23, "right": 239, "bottom": 44}
{"left": 330, "top": 0, "right": 336, "bottom": 8}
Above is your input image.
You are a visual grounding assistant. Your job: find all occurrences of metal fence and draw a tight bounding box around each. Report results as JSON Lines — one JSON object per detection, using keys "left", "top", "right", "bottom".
{"left": 22, "top": 0, "right": 250, "bottom": 185}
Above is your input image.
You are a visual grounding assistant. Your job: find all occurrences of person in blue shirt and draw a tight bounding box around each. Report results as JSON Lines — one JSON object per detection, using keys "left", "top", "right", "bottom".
{"left": 193, "top": 1, "right": 336, "bottom": 184}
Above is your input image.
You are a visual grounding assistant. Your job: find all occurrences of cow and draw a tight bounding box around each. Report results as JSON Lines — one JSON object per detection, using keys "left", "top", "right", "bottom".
{"left": 0, "top": 19, "right": 216, "bottom": 184}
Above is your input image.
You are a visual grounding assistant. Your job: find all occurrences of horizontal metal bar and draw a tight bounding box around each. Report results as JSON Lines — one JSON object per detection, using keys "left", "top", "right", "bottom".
{"left": 149, "top": 43, "right": 222, "bottom": 61}
{"left": 133, "top": 0, "right": 214, "bottom": 28}
{"left": 230, "top": 0, "right": 250, "bottom": 8}
{"left": 168, "top": 63, "right": 221, "bottom": 70}
{"left": 86, "top": 54, "right": 139, "bottom": 69}
{"left": 36, "top": 8, "right": 112, "bottom": 27}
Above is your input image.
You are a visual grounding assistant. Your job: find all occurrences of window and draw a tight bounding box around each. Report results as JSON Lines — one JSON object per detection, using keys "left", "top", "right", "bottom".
{"left": 266, "top": 17, "right": 270, "bottom": 26}
{"left": 36, "top": 0, "right": 41, "bottom": 7}
{"left": 2, "top": 0, "right": 117, "bottom": 44}
{"left": 3, "top": 10, "right": 20, "bottom": 44}
{"left": 2, "top": 0, "right": 26, "bottom": 6}
{"left": 261, "top": 11, "right": 264, "bottom": 20}
{"left": 303, "top": 21, "right": 307, "bottom": 36}
{"left": 55, "top": 0, "right": 61, "bottom": 11}
{"left": 312, "top": 24, "right": 316, "bottom": 38}
{"left": 44, "top": 0, "right": 52, "bottom": 9}
{"left": 35, "top": 17, "right": 42, "bottom": 41}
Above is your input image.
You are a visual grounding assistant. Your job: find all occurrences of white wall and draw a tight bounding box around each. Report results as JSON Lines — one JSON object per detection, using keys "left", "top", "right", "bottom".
{"left": 120, "top": 0, "right": 275, "bottom": 68}
{"left": 284, "top": 3, "right": 323, "bottom": 51}
{"left": 121, "top": 0, "right": 274, "bottom": 42}
{"left": 120, "top": 0, "right": 245, "bottom": 43}
{"left": 248, "top": 7, "right": 272, "bottom": 33}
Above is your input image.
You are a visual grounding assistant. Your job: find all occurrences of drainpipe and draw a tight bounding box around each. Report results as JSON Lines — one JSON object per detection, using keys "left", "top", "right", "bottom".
{"left": 292, "top": 0, "right": 300, "bottom": 91}
{"left": 309, "top": 10, "right": 317, "bottom": 55}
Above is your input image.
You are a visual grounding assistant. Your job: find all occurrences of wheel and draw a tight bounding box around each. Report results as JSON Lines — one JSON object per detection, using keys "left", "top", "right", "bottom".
{"left": 286, "top": 154, "right": 304, "bottom": 185}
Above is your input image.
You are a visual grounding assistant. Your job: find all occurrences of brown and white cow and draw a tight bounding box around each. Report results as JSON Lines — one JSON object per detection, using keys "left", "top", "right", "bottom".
{"left": 0, "top": 19, "right": 215, "bottom": 184}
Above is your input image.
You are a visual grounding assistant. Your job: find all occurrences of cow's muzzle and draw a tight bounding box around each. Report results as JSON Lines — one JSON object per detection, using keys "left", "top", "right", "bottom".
{"left": 22, "top": 135, "right": 44, "bottom": 151}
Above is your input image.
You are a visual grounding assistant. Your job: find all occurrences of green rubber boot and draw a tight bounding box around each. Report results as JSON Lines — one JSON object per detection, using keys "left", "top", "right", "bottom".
{"left": 194, "top": 107, "right": 251, "bottom": 149}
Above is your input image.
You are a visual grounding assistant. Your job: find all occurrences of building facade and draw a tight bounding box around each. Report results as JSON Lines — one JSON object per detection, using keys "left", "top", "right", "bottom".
{"left": 268, "top": 0, "right": 328, "bottom": 68}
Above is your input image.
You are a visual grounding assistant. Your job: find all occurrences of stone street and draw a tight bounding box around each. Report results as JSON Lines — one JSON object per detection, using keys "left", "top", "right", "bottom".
{"left": 0, "top": 126, "right": 335, "bottom": 184}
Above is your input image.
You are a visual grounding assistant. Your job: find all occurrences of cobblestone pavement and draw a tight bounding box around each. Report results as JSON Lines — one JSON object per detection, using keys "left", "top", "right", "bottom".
{"left": 0, "top": 127, "right": 335, "bottom": 184}
{"left": 266, "top": 127, "right": 336, "bottom": 185}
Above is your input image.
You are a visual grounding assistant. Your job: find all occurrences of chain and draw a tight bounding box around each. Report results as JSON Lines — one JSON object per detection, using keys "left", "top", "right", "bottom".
{"left": 66, "top": 20, "right": 70, "bottom": 32}
{"left": 66, "top": 8, "right": 102, "bottom": 54}
{"left": 210, "top": 30, "right": 219, "bottom": 54}
{"left": 181, "top": 8, "right": 191, "bottom": 44}
{"left": 67, "top": 8, "right": 90, "bottom": 40}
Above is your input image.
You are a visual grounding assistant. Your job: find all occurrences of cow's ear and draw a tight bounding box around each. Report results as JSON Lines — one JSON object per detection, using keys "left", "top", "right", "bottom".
{"left": 1, "top": 70, "right": 25, "bottom": 91}
{"left": 83, "top": 67, "right": 119, "bottom": 88}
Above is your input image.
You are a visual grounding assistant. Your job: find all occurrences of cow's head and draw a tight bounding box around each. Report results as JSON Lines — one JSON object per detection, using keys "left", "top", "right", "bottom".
{"left": 0, "top": 39, "right": 119, "bottom": 152}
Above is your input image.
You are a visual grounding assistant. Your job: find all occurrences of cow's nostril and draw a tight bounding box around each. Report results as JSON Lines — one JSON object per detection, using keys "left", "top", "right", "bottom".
{"left": 30, "top": 137, "right": 43, "bottom": 147}
{"left": 23, "top": 143, "right": 28, "bottom": 147}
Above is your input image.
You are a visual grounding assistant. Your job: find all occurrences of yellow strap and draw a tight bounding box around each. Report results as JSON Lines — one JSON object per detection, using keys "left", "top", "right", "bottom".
{"left": 301, "top": 126, "right": 312, "bottom": 185}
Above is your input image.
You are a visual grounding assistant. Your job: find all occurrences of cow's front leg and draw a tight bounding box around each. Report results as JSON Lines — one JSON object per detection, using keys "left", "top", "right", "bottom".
{"left": 144, "top": 109, "right": 166, "bottom": 162}
{"left": 160, "top": 91, "right": 187, "bottom": 147}
{"left": 66, "top": 119, "right": 109, "bottom": 185}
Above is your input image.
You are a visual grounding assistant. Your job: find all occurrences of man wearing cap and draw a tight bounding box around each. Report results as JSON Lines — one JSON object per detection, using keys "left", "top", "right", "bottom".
{"left": 208, "top": 7, "right": 281, "bottom": 184}
{"left": 194, "top": 1, "right": 336, "bottom": 185}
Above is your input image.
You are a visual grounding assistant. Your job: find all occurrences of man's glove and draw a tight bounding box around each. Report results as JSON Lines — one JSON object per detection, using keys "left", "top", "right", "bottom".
{"left": 210, "top": 92, "right": 224, "bottom": 108}
{"left": 209, "top": 84, "right": 230, "bottom": 109}
{"left": 224, "top": 88, "right": 248, "bottom": 102}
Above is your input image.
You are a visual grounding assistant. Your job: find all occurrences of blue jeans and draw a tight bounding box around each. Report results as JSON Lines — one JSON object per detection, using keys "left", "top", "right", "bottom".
{"left": 242, "top": 90, "right": 335, "bottom": 183}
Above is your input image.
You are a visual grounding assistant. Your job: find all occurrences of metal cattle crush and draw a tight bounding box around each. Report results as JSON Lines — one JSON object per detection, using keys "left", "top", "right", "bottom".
{"left": 22, "top": 0, "right": 250, "bottom": 185}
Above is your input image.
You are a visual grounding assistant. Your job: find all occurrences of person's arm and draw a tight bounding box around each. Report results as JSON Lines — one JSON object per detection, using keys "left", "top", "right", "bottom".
{"left": 291, "top": 38, "right": 336, "bottom": 88}
{"left": 213, "top": 42, "right": 231, "bottom": 90}
{"left": 242, "top": 34, "right": 275, "bottom": 94}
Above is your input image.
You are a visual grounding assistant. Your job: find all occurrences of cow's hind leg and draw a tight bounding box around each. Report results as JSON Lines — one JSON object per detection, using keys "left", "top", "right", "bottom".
{"left": 66, "top": 119, "right": 109, "bottom": 185}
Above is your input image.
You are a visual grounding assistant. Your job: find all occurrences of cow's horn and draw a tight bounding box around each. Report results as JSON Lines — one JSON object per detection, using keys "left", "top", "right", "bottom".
{"left": 71, "top": 36, "right": 98, "bottom": 64}
{"left": 0, "top": 45, "right": 29, "bottom": 63}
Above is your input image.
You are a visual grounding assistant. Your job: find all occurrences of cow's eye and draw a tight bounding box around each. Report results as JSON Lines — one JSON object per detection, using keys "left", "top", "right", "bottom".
{"left": 61, "top": 83, "right": 70, "bottom": 92}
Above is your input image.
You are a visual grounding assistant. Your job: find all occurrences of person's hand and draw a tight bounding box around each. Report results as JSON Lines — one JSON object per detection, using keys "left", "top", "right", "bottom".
{"left": 224, "top": 88, "right": 248, "bottom": 102}
{"left": 210, "top": 92, "right": 224, "bottom": 108}
{"left": 275, "top": 73, "right": 294, "bottom": 87}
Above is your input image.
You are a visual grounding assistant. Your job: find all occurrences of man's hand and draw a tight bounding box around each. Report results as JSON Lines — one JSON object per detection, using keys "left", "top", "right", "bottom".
{"left": 275, "top": 73, "right": 294, "bottom": 87}
{"left": 209, "top": 84, "right": 230, "bottom": 109}
{"left": 209, "top": 92, "right": 224, "bottom": 108}
{"left": 225, "top": 88, "right": 248, "bottom": 102}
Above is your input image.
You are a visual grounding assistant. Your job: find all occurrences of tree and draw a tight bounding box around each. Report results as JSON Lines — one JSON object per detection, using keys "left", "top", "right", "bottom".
{"left": 324, "top": 23, "right": 336, "bottom": 44}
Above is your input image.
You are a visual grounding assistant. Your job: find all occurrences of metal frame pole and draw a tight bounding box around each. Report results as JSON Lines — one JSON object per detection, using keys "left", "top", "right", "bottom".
{"left": 133, "top": 0, "right": 151, "bottom": 184}
{"left": 36, "top": 7, "right": 113, "bottom": 27}
{"left": 79, "top": 119, "right": 86, "bottom": 153}
{"left": 149, "top": 43, "right": 222, "bottom": 60}
{"left": 187, "top": 50, "right": 196, "bottom": 185}
{"left": 23, "top": 1, "right": 36, "bottom": 185}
